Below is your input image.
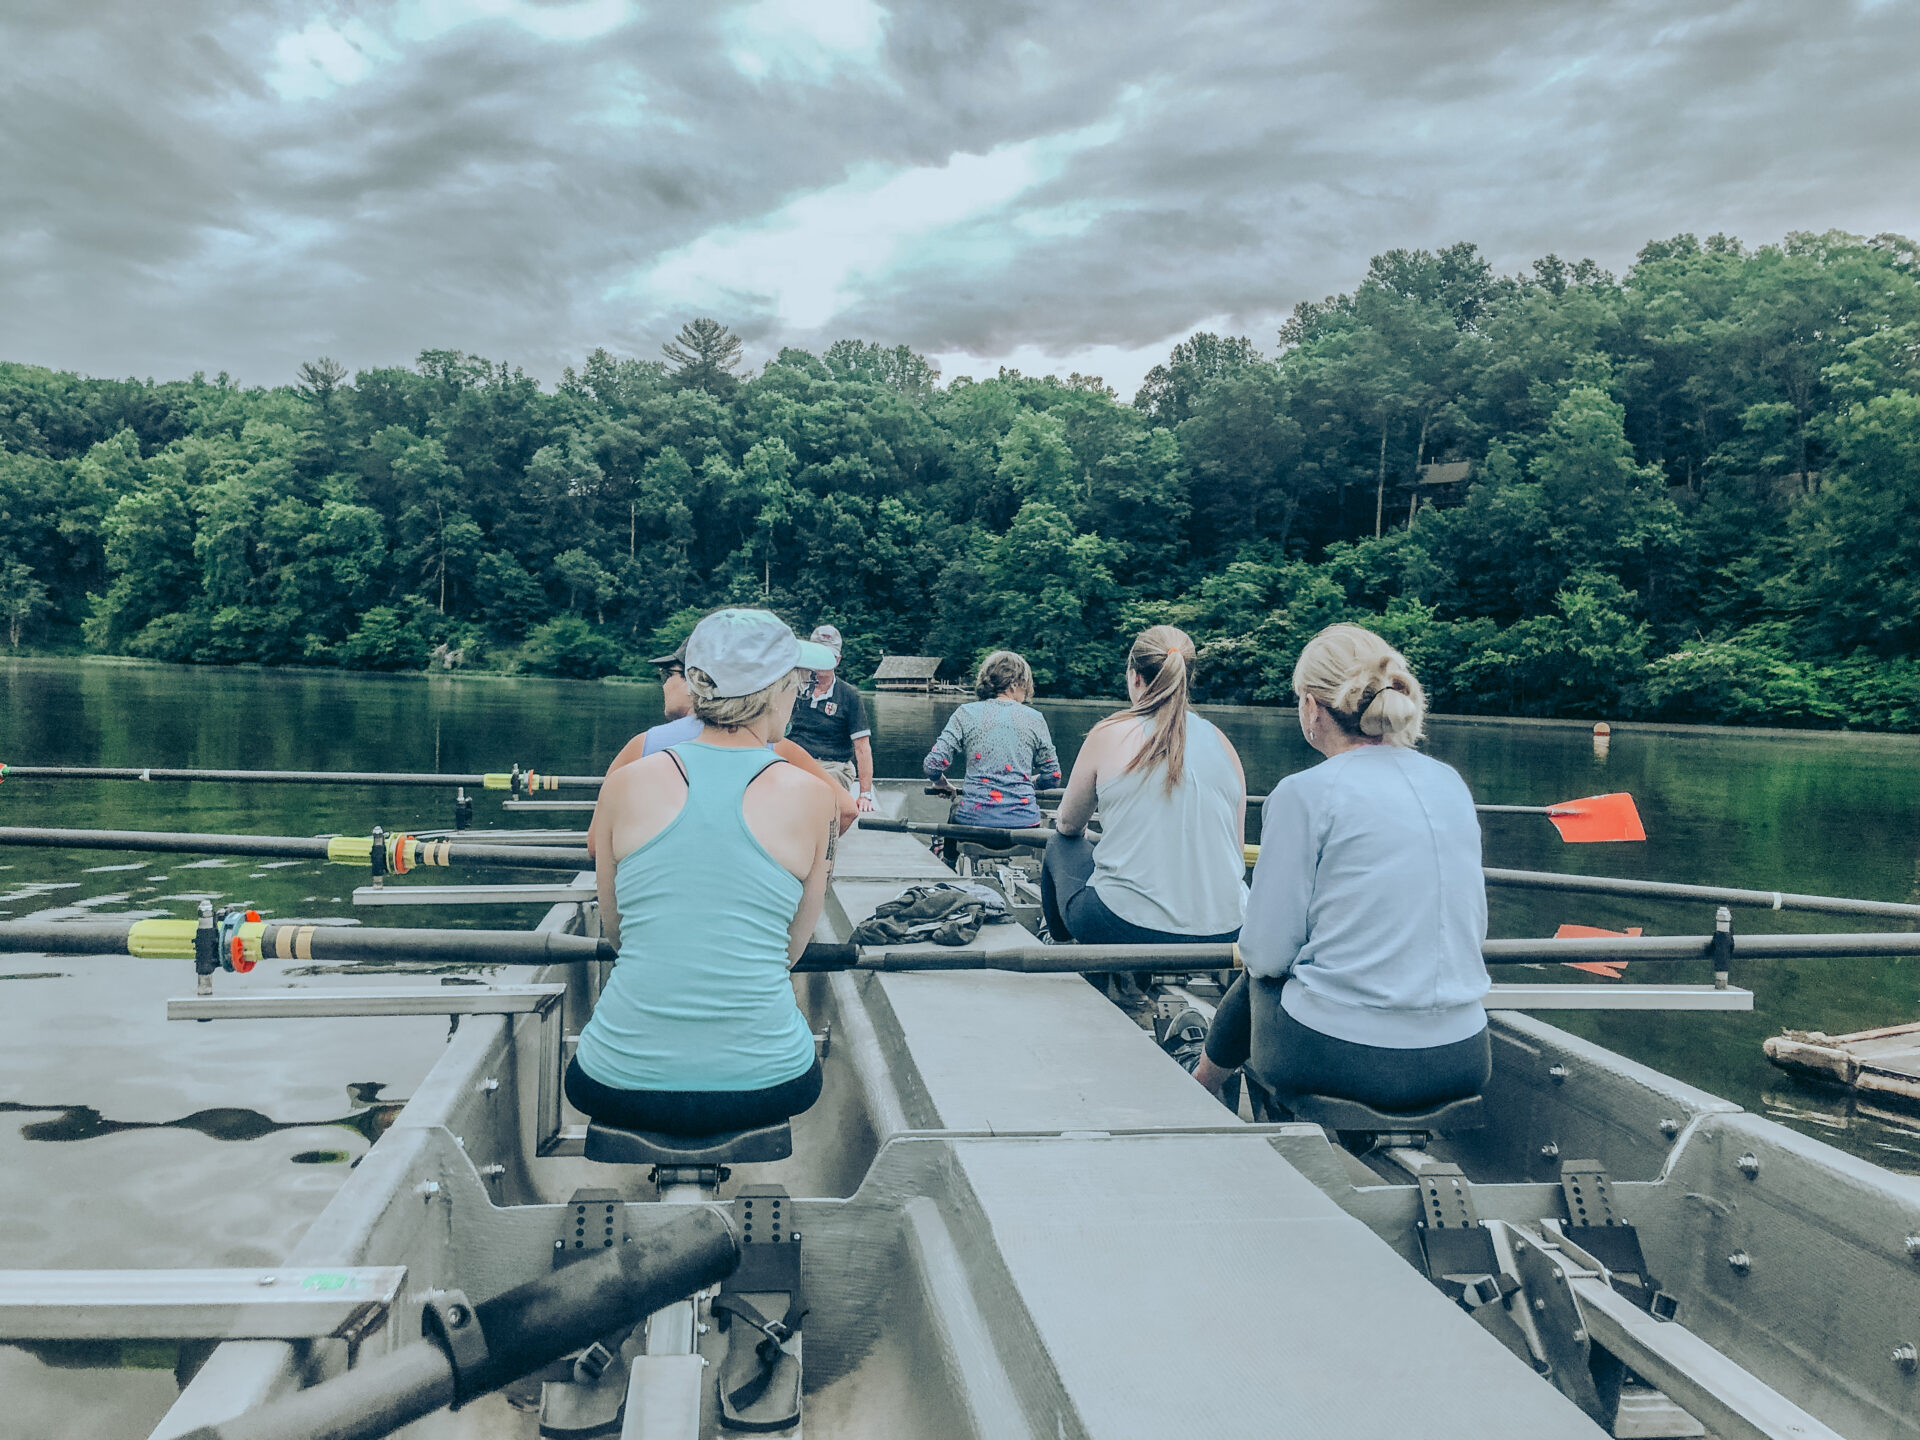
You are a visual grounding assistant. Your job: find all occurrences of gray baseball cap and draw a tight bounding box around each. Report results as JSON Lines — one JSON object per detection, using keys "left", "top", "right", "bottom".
{"left": 685, "top": 609, "right": 837, "bottom": 698}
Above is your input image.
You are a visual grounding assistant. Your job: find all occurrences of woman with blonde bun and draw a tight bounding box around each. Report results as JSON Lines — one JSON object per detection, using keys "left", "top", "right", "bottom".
{"left": 1191, "top": 623, "right": 1491, "bottom": 1113}
{"left": 1043, "top": 626, "right": 1248, "bottom": 945}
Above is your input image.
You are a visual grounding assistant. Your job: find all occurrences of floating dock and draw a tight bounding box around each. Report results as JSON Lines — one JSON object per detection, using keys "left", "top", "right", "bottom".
{"left": 1765, "top": 1021, "right": 1920, "bottom": 1109}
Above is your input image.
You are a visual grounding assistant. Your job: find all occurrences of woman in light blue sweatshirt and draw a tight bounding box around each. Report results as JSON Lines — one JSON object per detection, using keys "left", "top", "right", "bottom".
{"left": 1192, "top": 623, "right": 1491, "bottom": 1113}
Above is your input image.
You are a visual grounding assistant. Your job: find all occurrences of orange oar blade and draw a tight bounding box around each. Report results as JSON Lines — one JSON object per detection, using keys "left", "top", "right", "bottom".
{"left": 1554, "top": 923, "right": 1640, "bottom": 978}
{"left": 1547, "top": 792, "right": 1645, "bottom": 843}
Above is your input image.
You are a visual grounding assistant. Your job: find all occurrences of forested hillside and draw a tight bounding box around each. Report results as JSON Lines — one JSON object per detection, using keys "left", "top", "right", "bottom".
{"left": 2, "top": 230, "right": 1917, "bottom": 729}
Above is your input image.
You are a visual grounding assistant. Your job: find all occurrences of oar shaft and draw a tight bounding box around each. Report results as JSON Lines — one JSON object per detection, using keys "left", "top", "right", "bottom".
{"left": 0, "top": 765, "right": 603, "bottom": 790}
{"left": 794, "top": 942, "right": 1239, "bottom": 972}
{"left": 1028, "top": 787, "right": 1559, "bottom": 818}
{"left": 0, "top": 827, "right": 590, "bottom": 873}
{"left": 0, "top": 920, "right": 610, "bottom": 963}
{"left": 1485, "top": 868, "right": 1920, "bottom": 921}
{"left": 857, "top": 817, "right": 1053, "bottom": 848}
{"left": 6, "top": 920, "right": 1920, "bottom": 968}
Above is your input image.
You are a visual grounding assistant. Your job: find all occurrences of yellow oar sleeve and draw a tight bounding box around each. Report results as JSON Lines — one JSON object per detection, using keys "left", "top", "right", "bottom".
{"left": 326, "top": 836, "right": 374, "bottom": 864}
{"left": 482, "top": 772, "right": 515, "bottom": 790}
{"left": 127, "top": 918, "right": 199, "bottom": 959}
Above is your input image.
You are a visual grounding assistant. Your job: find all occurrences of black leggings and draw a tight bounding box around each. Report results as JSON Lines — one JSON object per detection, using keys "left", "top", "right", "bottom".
{"left": 1040, "top": 832, "right": 1241, "bottom": 946}
{"left": 1204, "top": 974, "right": 1489, "bottom": 1113}
{"left": 565, "top": 1057, "right": 823, "bottom": 1137}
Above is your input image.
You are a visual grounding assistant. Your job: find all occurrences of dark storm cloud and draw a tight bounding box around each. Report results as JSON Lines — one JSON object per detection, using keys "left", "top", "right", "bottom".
{"left": 1, "top": 0, "right": 1916, "bottom": 395}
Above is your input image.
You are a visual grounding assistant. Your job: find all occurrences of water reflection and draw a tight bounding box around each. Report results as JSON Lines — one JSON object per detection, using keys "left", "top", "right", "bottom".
{"left": 1, "top": 657, "right": 1919, "bottom": 1434}
{"left": 1, "top": 1090, "right": 403, "bottom": 1149}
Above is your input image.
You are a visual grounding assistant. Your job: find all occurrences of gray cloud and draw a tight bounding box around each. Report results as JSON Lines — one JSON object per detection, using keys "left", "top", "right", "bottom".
{"left": 2, "top": 0, "right": 1916, "bottom": 397}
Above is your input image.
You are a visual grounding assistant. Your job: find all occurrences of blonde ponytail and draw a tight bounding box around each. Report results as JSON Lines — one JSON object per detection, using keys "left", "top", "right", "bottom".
{"left": 1294, "top": 624, "right": 1426, "bottom": 747}
{"left": 1117, "top": 625, "right": 1197, "bottom": 790}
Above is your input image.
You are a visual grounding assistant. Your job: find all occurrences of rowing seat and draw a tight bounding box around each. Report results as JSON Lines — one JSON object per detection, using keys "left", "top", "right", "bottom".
{"left": 583, "top": 1121, "right": 793, "bottom": 1168}
{"left": 1284, "top": 1094, "right": 1484, "bottom": 1152}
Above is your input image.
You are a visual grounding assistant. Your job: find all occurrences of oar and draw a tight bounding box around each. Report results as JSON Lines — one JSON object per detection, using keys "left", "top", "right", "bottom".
{"left": 0, "top": 826, "right": 589, "bottom": 874}
{"left": 7, "top": 919, "right": 1920, "bottom": 970}
{"left": 1482, "top": 867, "right": 1920, "bottom": 922}
{"left": 856, "top": 816, "right": 1053, "bottom": 848}
{"left": 1552, "top": 924, "right": 1642, "bottom": 978}
{"left": 175, "top": 1209, "right": 738, "bottom": 1440}
{"left": 861, "top": 814, "right": 1917, "bottom": 925}
{"left": 1021, "top": 786, "right": 1646, "bottom": 843}
{"left": 0, "top": 763, "right": 600, "bottom": 792}
{"left": 1479, "top": 792, "right": 1644, "bottom": 843}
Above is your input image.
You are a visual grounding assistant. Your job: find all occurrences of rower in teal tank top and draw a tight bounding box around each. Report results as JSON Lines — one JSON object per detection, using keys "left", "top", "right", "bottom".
{"left": 575, "top": 742, "right": 818, "bottom": 1094}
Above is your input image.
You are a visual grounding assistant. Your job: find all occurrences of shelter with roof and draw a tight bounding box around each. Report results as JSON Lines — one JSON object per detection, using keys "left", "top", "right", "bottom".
{"left": 871, "top": 656, "right": 945, "bottom": 693}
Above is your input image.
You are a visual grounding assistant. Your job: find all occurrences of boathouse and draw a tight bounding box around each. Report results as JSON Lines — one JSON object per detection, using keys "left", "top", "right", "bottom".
{"left": 872, "top": 655, "right": 944, "bottom": 693}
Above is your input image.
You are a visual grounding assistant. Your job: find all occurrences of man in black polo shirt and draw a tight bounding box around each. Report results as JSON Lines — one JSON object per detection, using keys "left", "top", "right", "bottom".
{"left": 785, "top": 623, "right": 876, "bottom": 813}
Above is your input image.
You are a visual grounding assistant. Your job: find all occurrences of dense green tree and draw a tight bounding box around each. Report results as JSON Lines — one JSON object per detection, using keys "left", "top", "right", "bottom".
{"left": 0, "top": 555, "right": 48, "bottom": 647}
{"left": 1, "top": 231, "right": 1916, "bottom": 728}
{"left": 663, "top": 319, "right": 745, "bottom": 397}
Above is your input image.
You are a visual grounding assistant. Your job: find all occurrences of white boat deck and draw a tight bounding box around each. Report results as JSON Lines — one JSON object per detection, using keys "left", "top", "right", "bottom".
{"left": 828, "top": 817, "right": 1604, "bottom": 1437}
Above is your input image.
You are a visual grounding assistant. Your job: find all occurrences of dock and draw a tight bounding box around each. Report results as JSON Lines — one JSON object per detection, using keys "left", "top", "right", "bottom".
{"left": 1764, "top": 1021, "right": 1920, "bottom": 1108}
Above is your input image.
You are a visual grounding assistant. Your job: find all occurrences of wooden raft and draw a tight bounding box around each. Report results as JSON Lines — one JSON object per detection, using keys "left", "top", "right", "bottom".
{"left": 1764, "top": 1020, "right": 1920, "bottom": 1108}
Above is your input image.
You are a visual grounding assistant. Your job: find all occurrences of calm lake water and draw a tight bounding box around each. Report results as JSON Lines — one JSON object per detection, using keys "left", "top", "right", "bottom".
{"left": 2, "top": 657, "right": 1917, "bottom": 1437}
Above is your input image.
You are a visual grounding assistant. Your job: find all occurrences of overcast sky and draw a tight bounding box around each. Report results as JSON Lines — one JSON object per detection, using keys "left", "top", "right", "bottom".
{"left": 3, "top": 0, "right": 1918, "bottom": 400}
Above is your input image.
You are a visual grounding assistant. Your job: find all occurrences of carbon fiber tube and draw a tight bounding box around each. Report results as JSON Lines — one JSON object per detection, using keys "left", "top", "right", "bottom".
{"left": 1485, "top": 867, "right": 1920, "bottom": 920}
{"left": 855, "top": 816, "right": 1052, "bottom": 848}
{"left": 0, "top": 765, "right": 605, "bottom": 788}
{"left": 173, "top": 1207, "right": 737, "bottom": 1440}
{"left": 0, "top": 827, "right": 590, "bottom": 872}
{"left": 6, "top": 921, "right": 1918, "bottom": 968}
{"left": 253, "top": 925, "right": 611, "bottom": 966}
{"left": 0, "top": 920, "right": 613, "bottom": 963}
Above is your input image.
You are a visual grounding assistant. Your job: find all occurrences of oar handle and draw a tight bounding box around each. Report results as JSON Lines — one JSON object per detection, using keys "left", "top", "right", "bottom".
{"left": 857, "top": 817, "right": 1054, "bottom": 848}
{"left": 177, "top": 1208, "right": 737, "bottom": 1440}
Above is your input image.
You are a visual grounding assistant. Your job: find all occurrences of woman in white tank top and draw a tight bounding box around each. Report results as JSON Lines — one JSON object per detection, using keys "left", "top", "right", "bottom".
{"left": 1041, "top": 626, "right": 1249, "bottom": 944}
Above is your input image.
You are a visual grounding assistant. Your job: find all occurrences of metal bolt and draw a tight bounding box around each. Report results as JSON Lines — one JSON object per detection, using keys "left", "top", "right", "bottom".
{"left": 455, "top": 1136, "right": 465, "bottom": 1149}
{"left": 1540, "top": 1142, "right": 1560, "bottom": 1160}
{"left": 1659, "top": 1118, "right": 1680, "bottom": 1138}
{"left": 1727, "top": 1251, "right": 1751, "bottom": 1273}
{"left": 478, "top": 1078, "right": 500, "bottom": 1095}
{"left": 256, "top": 1275, "right": 278, "bottom": 1287}
{"left": 1894, "top": 1344, "right": 1917, "bottom": 1373}
{"left": 697, "top": 1323, "right": 710, "bottom": 1336}
{"left": 445, "top": 1303, "right": 470, "bottom": 1328}
{"left": 1548, "top": 1065, "right": 1568, "bottom": 1083}
{"left": 480, "top": 1163, "right": 505, "bottom": 1180}
{"left": 1533, "top": 1297, "right": 1547, "bottom": 1312}
{"left": 1736, "top": 1153, "right": 1759, "bottom": 1178}
{"left": 415, "top": 1180, "right": 441, "bottom": 1199}
{"left": 1570, "top": 1329, "right": 1586, "bottom": 1343}
{"left": 1904, "top": 1235, "right": 1920, "bottom": 1259}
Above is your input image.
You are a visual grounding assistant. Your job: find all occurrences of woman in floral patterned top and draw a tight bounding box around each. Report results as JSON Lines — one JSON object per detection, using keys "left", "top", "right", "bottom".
{"left": 922, "top": 651, "right": 1062, "bottom": 828}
